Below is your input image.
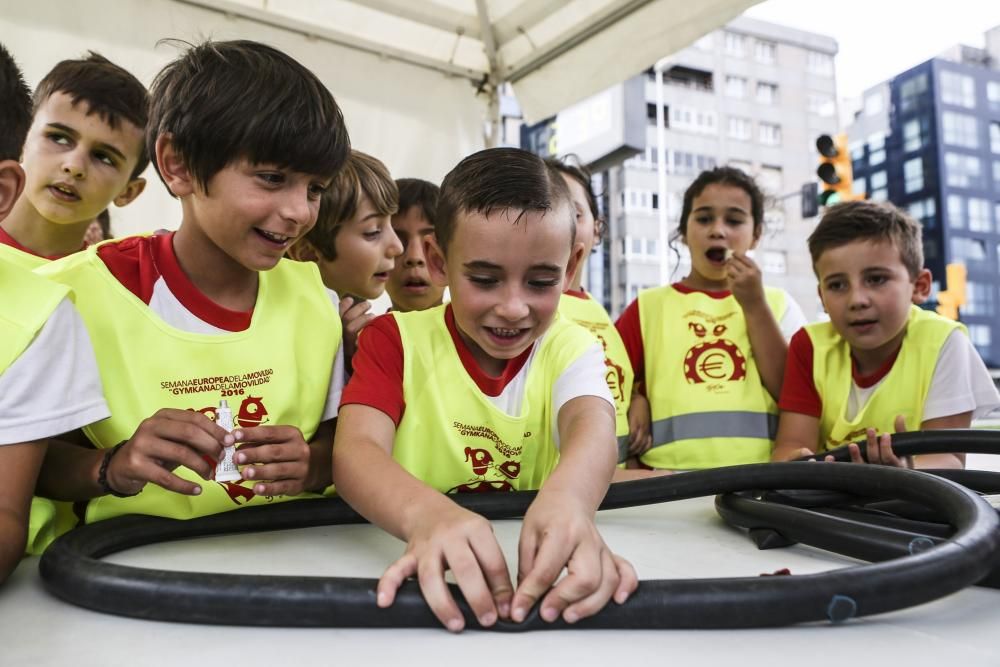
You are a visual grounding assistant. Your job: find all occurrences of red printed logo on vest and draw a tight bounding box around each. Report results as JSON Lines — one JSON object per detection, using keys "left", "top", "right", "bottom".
{"left": 682, "top": 319, "right": 747, "bottom": 385}
{"left": 192, "top": 396, "right": 274, "bottom": 505}
{"left": 446, "top": 441, "right": 522, "bottom": 494}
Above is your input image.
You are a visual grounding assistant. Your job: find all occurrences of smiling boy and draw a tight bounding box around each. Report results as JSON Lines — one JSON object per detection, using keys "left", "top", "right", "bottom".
{"left": 333, "top": 147, "right": 636, "bottom": 633}
{"left": 386, "top": 178, "right": 445, "bottom": 312}
{"left": 0, "top": 52, "right": 147, "bottom": 269}
{"left": 772, "top": 201, "right": 999, "bottom": 468}
{"left": 33, "top": 40, "right": 350, "bottom": 532}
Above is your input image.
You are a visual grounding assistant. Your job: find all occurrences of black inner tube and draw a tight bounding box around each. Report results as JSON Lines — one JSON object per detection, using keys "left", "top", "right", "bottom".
{"left": 39, "top": 460, "right": 999, "bottom": 630}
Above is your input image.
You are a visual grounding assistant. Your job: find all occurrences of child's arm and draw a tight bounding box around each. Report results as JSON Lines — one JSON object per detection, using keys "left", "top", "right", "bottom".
{"left": 233, "top": 418, "right": 335, "bottom": 496}
{"left": 626, "top": 390, "right": 653, "bottom": 456}
{"left": 727, "top": 253, "right": 787, "bottom": 400}
{"left": 339, "top": 296, "right": 375, "bottom": 373}
{"left": 0, "top": 441, "right": 46, "bottom": 585}
{"left": 332, "top": 404, "right": 513, "bottom": 632}
{"left": 37, "top": 409, "right": 229, "bottom": 499}
{"left": 510, "top": 395, "right": 638, "bottom": 624}
{"left": 771, "top": 410, "right": 821, "bottom": 461}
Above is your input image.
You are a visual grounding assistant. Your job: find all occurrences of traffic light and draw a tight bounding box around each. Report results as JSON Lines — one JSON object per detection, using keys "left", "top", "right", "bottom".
{"left": 816, "top": 133, "right": 854, "bottom": 207}
{"left": 936, "top": 262, "right": 967, "bottom": 320}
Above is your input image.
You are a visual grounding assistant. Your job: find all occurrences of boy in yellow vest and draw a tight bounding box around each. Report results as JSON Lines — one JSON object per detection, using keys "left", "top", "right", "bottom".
{"left": 0, "top": 44, "right": 109, "bottom": 582}
{"left": 385, "top": 178, "right": 446, "bottom": 313}
{"left": 333, "top": 147, "right": 637, "bottom": 632}
{"left": 772, "top": 201, "right": 999, "bottom": 468}
{"left": 0, "top": 52, "right": 148, "bottom": 269}
{"left": 287, "top": 150, "right": 402, "bottom": 366}
{"left": 33, "top": 40, "right": 351, "bottom": 531}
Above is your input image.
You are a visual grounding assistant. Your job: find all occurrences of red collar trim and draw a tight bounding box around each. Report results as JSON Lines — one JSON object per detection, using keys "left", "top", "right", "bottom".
{"left": 673, "top": 282, "right": 732, "bottom": 299}
{"left": 152, "top": 232, "right": 254, "bottom": 332}
{"left": 851, "top": 344, "right": 902, "bottom": 388}
{"left": 444, "top": 304, "right": 533, "bottom": 397}
{"left": 0, "top": 227, "right": 83, "bottom": 260}
{"left": 563, "top": 288, "right": 590, "bottom": 300}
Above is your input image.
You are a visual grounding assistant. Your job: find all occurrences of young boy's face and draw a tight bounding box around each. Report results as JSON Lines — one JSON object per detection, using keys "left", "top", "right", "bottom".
{"left": 19, "top": 92, "right": 145, "bottom": 225}
{"left": 386, "top": 205, "right": 444, "bottom": 311}
{"left": 434, "top": 204, "right": 576, "bottom": 376}
{"left": 317, "top": 195, "right": 402, "bottom": 299}
{"left": 182, "top": 158, "right": 328, "bottom": 272}
{"left": 816, "top": 238, "right": 930, "bottom": 368}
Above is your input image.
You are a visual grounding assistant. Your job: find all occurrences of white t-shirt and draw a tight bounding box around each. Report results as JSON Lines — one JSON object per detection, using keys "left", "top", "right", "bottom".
{"left": 0, "top": 298, "right": 110, "bottom": 445}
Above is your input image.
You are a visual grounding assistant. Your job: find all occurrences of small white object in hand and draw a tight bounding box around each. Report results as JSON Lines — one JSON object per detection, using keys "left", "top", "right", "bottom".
{"left": 724, "top": 248, "right": 734, "bottom": 261}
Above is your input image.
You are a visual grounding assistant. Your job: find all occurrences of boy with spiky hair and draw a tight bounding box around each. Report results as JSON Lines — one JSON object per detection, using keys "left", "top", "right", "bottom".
{"left": 773, "top": 200, "right": 999, "bottom": 468}
{"left": 334, "top": 147, "right": 636, "bottom": 632}
{"left": 0, "top": 52, "right": 149, "bottom": 268}
{"left": 0, "top": 43, "right": 109, "bottom": 582}
{"left": 35, "top": 40, "right": 350, "bottom": 537}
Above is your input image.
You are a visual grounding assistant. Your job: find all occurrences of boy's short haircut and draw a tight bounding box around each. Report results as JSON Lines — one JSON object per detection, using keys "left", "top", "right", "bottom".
{"left": 436, "top": 147, "right": 574, "bottom": 255}
{"left": 304, "top": 150, "right": 398, "bottom": 260}
{"left": 147, "top": 40, "right": 349, "bottom": 195}
{"left": 0, "top": 43, "right": 32, "bottom": 161}
{"left": 395, "top": 178, "right": 440, "bottom": 228}
{"left": 33, "top": 51, "right": 150, "bottom": 179}
{"left": 809, "top": 200, "right": 924, "bottom": 278}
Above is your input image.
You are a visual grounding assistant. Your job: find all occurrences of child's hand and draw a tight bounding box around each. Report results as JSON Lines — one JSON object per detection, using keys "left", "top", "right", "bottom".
{"left": 339, "top": 296, "right": 375, "bottom": 369}
{"left": 106, "top": 408, "right": 230, "bottom": 496}
{"left": 726, "top": 252, "right": 766, "bottom": 308}
{"left": 234, "top": 424, "right": 322, "bottom": 495}
{"left": 376, "top": 503, "right": 513, "bottom": 632}
{"left": 627, "top": 393, "right": 653, "bottom": 456}
{"left": 848, "top": 416, "right": 912, "bottom": 468}
{"left": 511, "top": 492, "right": 637, "bottom": 624}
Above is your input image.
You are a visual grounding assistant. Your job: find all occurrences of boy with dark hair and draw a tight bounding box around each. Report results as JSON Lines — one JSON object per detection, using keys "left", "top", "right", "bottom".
{"left": 34, "top": 40, "right": 350, "bottom": 535}
{"left": 333, "top": 147, "right": 637, "bottom": 632}
{"left": 287, "top": 150, "right": 402, "bottom": 360}
{"left": 772, "top": 200, "right": 998, "bottom": 468}
{"left": 0, "top": 52, "right": 149, "bottom": 269}
{"left": 0, "top": 43, "right": 109, "bottom": 582}
{"left": 386, "top": 177, "right": 446, "bottom": 312}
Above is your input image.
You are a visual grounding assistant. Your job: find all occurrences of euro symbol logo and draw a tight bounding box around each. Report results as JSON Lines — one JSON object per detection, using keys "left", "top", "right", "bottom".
{"left": 698, "top": 351, "right": 729, "bottom": 379}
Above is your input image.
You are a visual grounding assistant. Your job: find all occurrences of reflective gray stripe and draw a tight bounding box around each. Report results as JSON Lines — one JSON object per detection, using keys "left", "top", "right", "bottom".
{"left": 650, "top": 411, "right": 777, "bottom": 448}
{"left": 617, "top": 434, "right": 630, "bottom": 463}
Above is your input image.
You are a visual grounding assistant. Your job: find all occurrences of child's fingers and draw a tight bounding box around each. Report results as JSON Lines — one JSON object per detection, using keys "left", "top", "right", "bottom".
{"left": 512, "top": 536, "right": 574, "bottom": 623}
{"left": 117, "top": 447, "right": 203, "bottom": 495}
{"left": 337, "top": 296, "right": 354, "bottom": 316}
{"left": 864, "top": 429, "right": 882, "bottom": 465}
{"left": 242, "top": 460, "right": 306, "bottom": 483}
{"left": 347, "top": 313, "right": 376, "bottom": 334}
{"left": 236, "top": 441, "right": 310, "bottom": 465}
{"left": 537, "top": 543, "right": 605, "bottom": 623}
{"left": 848, "top": 441, "right": 866, "bottom": 464}
{"left": 557, "top": 547, "right": 622, "bottom": 624}
{"left": 416, "top": 552, "right": 466, "bottom": 632}
{"left": 612, "top": 554, "right": 638, "bottom": 604}
{"left": 128, "top": 433, "right": 216, "bottom": 479}
{"left": 443, "top": 544, "right": 500, "bottom": 628}
{"left": 377, "top": 553, "right": 416, "bottom": 608}
{"left": 894, "top": 414, "right": 907, "bottom": 433}
{"left": 155, "top": 407, "right": 231, "bottom": 444}
{"left": 231, "top": 424, "right": 301, "bottom": 445}
{"left": 469, "top": 538, "right": 514, "bottom": 620}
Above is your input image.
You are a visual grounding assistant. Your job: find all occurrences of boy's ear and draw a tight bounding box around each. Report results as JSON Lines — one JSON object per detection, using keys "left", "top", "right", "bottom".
{"left": 113, "top": 177, "right": 146, "bottom": 208}
{"left": 155, "top": 134, "right": 194, "bottom": 198}
{"left": 911, "top": 268, "right": 932, "bottom": 304}
{"left": 565, "top": 240, "right": 586, "bottom": 290}
{"left": 0, "top": 160, "right": 26, "bottom": 221}
{"left": 425, "top": 235, "right": 448, "bottom": 287}
{"left": 286, "top": 238, "right": 320, "bottom": 263}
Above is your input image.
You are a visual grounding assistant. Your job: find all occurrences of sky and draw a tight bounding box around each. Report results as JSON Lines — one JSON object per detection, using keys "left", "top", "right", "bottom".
{"left": 744, "top": 0, "right": 1000, "bottom": 111}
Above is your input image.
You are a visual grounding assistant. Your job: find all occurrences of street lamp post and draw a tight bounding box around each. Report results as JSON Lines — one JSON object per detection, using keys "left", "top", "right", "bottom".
{"left": 654, "top": 56, "right": 673, "bottom": 286}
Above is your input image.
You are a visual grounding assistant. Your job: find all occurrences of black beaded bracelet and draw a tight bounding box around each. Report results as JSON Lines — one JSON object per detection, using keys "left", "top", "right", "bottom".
{"left": 97, "top": 441, "right": 140, "bottom": 498}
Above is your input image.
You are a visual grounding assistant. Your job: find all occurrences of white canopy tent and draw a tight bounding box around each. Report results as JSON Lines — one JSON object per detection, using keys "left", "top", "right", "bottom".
{"left": 0, "top": 0, "right": 760, "bottom": 235}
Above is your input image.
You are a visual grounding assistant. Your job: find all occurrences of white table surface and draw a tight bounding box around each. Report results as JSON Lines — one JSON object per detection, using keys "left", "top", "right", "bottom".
{"left": 3, "top": 454, "right": 999, "bottom": 667}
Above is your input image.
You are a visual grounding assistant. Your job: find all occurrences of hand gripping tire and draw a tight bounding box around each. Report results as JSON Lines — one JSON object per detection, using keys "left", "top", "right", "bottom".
{"left": 39, "top": 461, "right": 999, "bottom": 630}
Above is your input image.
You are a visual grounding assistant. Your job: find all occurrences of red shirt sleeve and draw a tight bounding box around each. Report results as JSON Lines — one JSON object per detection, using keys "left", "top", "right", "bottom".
{"left": 614, "top": 298, "right": 645, "bottom": 384}
{"left": 340, "top": 313, "right": 406, "bottom": 425}
{"left": 777, "top": 328, "right": 822, "bottom": 417}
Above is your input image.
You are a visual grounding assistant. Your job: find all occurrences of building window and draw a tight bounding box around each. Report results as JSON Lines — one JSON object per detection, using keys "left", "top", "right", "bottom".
{"left": 757, "top": 166, "right": 783, "bottom": 194}
{"left": 754, "top": 40, "right": 776, "bottom": 64}
{"left": 756, "top": 82, "right": 778, "bottom": 105}
{"left": 968, "top": 325, "right": 992, "bottom": 350}
{"left": 864, "top": 92, "right": 884, "bottom": 116}
{"left": 725, "top": 75, "right": 747, "bottom": 98}
{"left": 902, "top": 117, "right": 929, "bottom": 152}
{"left": 940, "top": 70, "right": 975, "bottom": 108}
{"left": 968, "top": 198, "right": 992, "bottom": 232}
{"left": 764, "top": 209, "right": 785, "bottom": 232}
{"left": 944, "top": 152, "right": 983, "bottom": 188}
{"left": 758, "top": 122, "right": 781, "bottom": 146}
{"left": 994, "top": 160, "right": 1000, "bottom": 188}
{"left": 942, "top": 111, "right": 979, "bottom": 149}
{"left": 899, "top": 73, "right": 929, "bottom": 113}
{"left": 670, "top": 106, "right": 716, "bottom": 135}
{"left": 761, "top": 250, "right": 787, "bottom": 274}
{"left": 991, "top": 122, "right": 1000, "bottom": 154}
{"left": 725, "top": 32, "right": 746, "bottom": 57}
{"left": 965, "top": 281, "right": 995, "bottom": 316}
{"left": 728, "top": 117, "right": 752, "bottom": 141}
{"left": 853, "top": 176, "right": 867, "bottom": 196}
{"left": 807, "top": 93, "right": 835, "bottom": 117}
{"left": 988, "top": 81, "right": 1000, "bottom": 111}
{"left": 849, "top": 140, "right": 865, "bottom": 161}
{"left": 903, "top": 157, "right": 924, "bottom": 194}
{"left": 870, "top": 170, "right": 887, "bottom": 201}
{"left": 868, "top": 132, "right": 886, "bottom": 166}
{"left": 807, "top": 50, "right": 833, "bottom": 76}
{"left": 908, "top": 197, "right": 937, "bottom": 228}
{"left": 947, "top": 194, "right": 965, "bottom": 228}
{"left": 951, "top": 237, "right": 988, "bottom": 263}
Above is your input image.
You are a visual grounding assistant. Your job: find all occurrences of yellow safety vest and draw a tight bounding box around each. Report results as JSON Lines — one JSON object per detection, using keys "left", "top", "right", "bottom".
{"left": 392, "top": 306, "right": 601, "bottom": 493}
{"left": 0, "top": 241, "right": 49, "bottom": 270}
{"left": 638, "top": 285, "right": 787, "bottom": 470}
{"left": 36, "top": 244, "right": 340, "bottom": 526}
{"left": 809, "top": 305, "right": 961, "bottom": 452}
{"left": 558, "top": 292, "right": 633, "bottom": 461}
